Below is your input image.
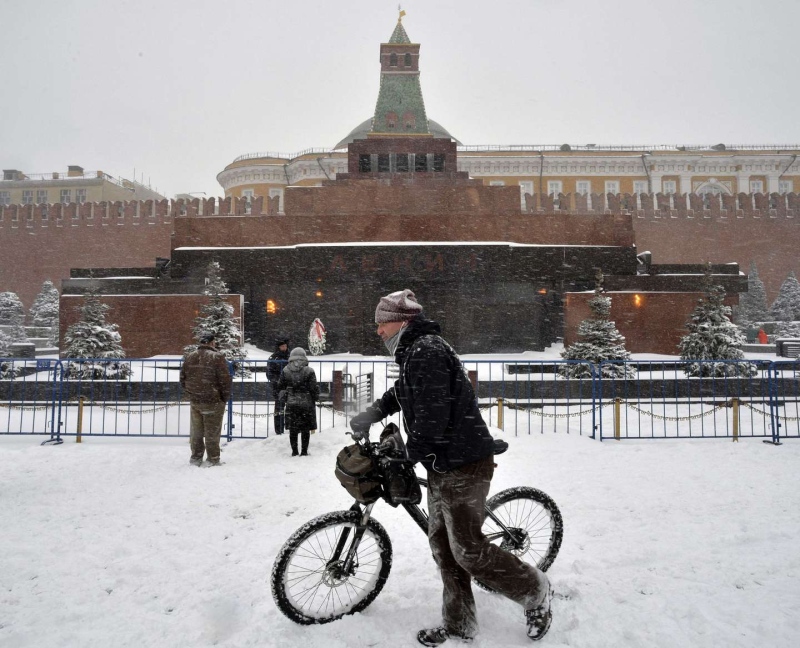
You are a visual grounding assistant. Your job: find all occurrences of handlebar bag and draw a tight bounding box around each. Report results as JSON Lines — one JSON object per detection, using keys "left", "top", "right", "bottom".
{"left": 334, "top": 444, "right": 383, "bottom": 504}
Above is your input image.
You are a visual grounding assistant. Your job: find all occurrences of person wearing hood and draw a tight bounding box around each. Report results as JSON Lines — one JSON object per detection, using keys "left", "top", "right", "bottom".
{"left": 276, "top": 347, "right": 319, "bottom": 456}
{"left": 349, "top": 289, "right": 553, "bottom": 646}
{"left": 268, "top": 336, "right": 290, "bottom": 435}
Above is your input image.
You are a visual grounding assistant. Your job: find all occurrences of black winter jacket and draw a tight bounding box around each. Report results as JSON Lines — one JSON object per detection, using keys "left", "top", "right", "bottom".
{"left": 277, "top": 359, "right": 320, "bottom": 431}
{"left": 267, "top": 348, "right": 289, "bottom": 383}
{"left": 373, "top": 317, "right": 495, "bottom": 472}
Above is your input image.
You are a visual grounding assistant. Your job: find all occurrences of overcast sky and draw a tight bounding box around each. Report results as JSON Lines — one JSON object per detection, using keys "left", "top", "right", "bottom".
{"left": 2, "top": 0, "right": 799, "bottom": 199}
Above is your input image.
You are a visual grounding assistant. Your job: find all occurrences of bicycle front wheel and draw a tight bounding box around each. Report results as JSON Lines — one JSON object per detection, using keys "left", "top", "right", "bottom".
{"left": 271, "top": 510, "right": 393, "bottom": 625}
{"left": 482, "top": 486, "right": 563, "bottom": 575}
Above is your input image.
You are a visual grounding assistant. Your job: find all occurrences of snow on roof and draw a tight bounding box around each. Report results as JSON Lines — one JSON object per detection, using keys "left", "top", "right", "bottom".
{"left": 175, "top": 241, "right": 619, "bottom": 251}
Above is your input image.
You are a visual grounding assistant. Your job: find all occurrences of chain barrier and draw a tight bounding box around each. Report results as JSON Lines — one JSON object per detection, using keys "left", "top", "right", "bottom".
{"left": 742, "top": 401, "right": 800, "bottom": 422}
{"left": 0, "top": 403, "right": 52, "bottom": 411}
{"left": 622, "top": 401, "right": 728, "bottom": 422}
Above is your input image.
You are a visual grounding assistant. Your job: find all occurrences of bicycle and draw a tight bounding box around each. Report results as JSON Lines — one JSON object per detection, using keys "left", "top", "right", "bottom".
{"left": 271, "top": 423, "right": 563, "bottom": 625}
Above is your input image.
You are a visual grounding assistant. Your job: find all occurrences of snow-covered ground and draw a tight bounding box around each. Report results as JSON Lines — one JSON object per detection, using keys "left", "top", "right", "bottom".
{"left": 2, "top": 426, "right": 799, "bottom": 647}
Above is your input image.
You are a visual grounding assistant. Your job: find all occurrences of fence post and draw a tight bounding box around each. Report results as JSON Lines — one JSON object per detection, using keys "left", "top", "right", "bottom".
{"left": 731, "top": 397, "right": 739, "bottom": 442}
{"left": 496, "top": 397, "right": 504, "bottom": 430}
{"left": 333, "top": 370, "right": 344, "bottom": 412}
{"left": 76, "top": 396, "right": 85, "bottom": 443}
{"left": 614, "top": 397, "right": 621, "bottom": 440}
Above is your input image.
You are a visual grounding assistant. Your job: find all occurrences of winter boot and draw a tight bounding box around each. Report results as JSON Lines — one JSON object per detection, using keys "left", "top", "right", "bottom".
{"left": 525, "top": 583, "right": 553, "bottom": 641}
{"left": 417, "top": 627, "right": 472, "bottom": 646}
{"left": 189, "top": 457, "right": 203, "bottom": 467}
{"left": 300, "top": 431, "right": 310, "bottom": 456}
{"left": 289, "top": 431, "right": 299, "bottom": 456}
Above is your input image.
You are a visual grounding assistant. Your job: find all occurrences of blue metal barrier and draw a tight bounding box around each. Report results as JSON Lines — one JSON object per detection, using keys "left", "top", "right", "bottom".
{"left": 2, "top": 356, "right": 798, "bottom": 443}
{"left": 0, "top": 358, "right": 62, "bottom": 440}
{"left": 767, "top": 360, "right": 800, "bottom": 444}
{"left": 596, "top": 359, "right": 774, "bottom": 440}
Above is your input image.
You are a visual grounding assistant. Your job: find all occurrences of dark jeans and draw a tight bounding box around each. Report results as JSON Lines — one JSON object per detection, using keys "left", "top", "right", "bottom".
{"left": 189, "top": 401, "right": 226, "bottom": 462}
{"left": 271, "top": 382, "right": 285, "bottom": 434}
{"left": 426, "top": 455, "right": 548, "bottom": 638}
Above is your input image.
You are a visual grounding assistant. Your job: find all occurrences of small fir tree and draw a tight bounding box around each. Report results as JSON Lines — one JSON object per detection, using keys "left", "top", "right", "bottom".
{"left": 560, "top": 271, "right": 635, "bottom": 379}
{"left": 736, "top": 262, "right": 769, "bottom": 324}
{"left": 679, "top": 266, "right": 756, "bottom": 377}
{"left": 30, "top": 280, "right": 60, "bottom": 327}
{"left": 775, "top": 321, "right": 800, "bottom": 338}
{"left": 0, "top": 330, "right": 21, "bottom": 378}
{"left": 769, "top": 271, "right": 800, "bottom": 322}
{"left": 0, "top": 291, "right": 26, "bottom": 341}
{"left": 184, "top": 261, "right": 248, "bottom": 375}
{"left": 63, "top": 290, "right": 131, "bottom": 379}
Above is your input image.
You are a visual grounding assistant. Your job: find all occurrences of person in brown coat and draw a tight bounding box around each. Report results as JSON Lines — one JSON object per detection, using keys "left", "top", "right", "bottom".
{"left": 180, "top": 333, "right": 232, "bottom": 466}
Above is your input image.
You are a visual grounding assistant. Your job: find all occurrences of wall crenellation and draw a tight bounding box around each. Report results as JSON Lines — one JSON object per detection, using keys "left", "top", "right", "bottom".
{"left": 0, "top": 196, "right": 283, "bottom": 230}
{"left": 524, "top": 192, "right": 800, "bottom": 220}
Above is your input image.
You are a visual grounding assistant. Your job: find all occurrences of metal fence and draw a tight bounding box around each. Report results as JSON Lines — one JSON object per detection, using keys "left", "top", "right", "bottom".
{"left": 1, "top": 357, "right": 798, "bottom": 444}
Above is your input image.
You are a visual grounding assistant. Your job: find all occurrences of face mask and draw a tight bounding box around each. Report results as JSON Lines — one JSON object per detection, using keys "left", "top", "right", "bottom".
{"left": 383, "top": 323, "right": 407, "bottom": 356}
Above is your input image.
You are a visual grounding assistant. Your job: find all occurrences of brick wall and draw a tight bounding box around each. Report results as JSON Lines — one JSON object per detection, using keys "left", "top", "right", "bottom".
{"left": 59, "top": 294, "right": 242, "bottom": 358}
{"left": 563, "top": 291, "right": 739, "bottom": 356}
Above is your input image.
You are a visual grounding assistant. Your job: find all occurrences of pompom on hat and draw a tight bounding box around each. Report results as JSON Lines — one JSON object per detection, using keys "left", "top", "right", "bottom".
{"left": 375, "top": 289, "right": 423, "bottom": 324}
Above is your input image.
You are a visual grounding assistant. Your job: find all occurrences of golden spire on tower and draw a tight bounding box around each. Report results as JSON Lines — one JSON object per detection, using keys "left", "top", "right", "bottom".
{"left": 398, "top": 5, "right": 406, "bottom": 22}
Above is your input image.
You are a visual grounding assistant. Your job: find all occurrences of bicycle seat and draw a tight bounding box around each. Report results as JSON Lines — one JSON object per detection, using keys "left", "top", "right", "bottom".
{"left": 493, "top": 439, "right": 508, "bottom": 455}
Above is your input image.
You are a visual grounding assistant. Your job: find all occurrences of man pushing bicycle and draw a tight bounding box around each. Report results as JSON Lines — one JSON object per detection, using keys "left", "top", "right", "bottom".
{"left": 350, "top": 289, "right": 553, "bottom": 645}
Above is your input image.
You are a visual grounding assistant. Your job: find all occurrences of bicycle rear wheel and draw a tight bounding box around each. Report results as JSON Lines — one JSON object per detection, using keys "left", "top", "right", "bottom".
{"left": 477, "top": 487, "right": 563, "bottom": 591}
{"left": 271, "top": 510, "right": 393, "bottom": 624}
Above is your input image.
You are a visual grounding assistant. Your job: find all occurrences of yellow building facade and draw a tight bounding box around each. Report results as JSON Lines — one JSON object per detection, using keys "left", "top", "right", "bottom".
{"left": 0, "top": 165, "right": 166, "bottom": 207}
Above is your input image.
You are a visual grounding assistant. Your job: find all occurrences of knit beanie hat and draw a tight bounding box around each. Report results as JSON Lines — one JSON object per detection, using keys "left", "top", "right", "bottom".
{"left": 375, "top": 289, "right": 423, "bottom": 324}
{"left": 289, "top": 347, "right": 308, "bottom": 361}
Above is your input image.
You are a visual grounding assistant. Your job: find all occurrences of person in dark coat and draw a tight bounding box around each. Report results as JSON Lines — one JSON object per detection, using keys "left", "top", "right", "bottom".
{"left": 277, "top": 347, "right": 319, "bottom": 456}
{"left": 268, "top": 336, "right": 290, "bottom": 435}
{"left": 180, "top": 333, "right": 232, "bottom": 467}
{"left": 350, "top": 289, "right": 552, "bottom": 645}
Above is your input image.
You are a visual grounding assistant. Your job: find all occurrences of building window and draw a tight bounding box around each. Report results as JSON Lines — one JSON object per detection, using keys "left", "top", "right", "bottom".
{"left": 403, "top": 111, "right": 416, "bottom": 130}
{"left": 519, "top": 181, "right": 534, "bottom": 209}
{"left": 22, "top": 190, "right": 33, "bottom": 205}
{"left": 414, "top": 154, "right": 428, "bottom": 172}
{"left": 0, "top": 191, "right": 10, "bottom": 206}
{"left": 389, "top": 52, "right": 398, "bottom": 67}
{"left": 633, "top": 181, "right": 648, "bottom": 195}
{"left": 489, "top": 181, "right": 505, "bottom": 186}
{"left": 359, "top": 155, "right": 371, "bottom": 173}
{"left": 385, "top": 111, "right": 398, "bottom": 129}
{"left": 605, "top": 181, "right": 620, "bottom": 194}
{"left": 76, "top": 189, "right": 87, "bottom": 204}
{"left": 779, "top": 180, "right": 794, "bottom": 194}
{"left": 750, "top": 180, "right": 764, "bottom": 193}
{"left": 404, "top": 52, "right": 412, "bottom": 67}
{"left": 663, "top": 181, "right": 677, "bottom": 194}
{"left": 378, "top": 154, "right": 390, "bottom": 172}
{"left": 60, "top": 189, "right": 72, "bottom": 204}
{"left": 547, "top": 181, "right": 562, "bottom": 196}
{"left": 396, "top": 153, "right": 409, "bottom": 172}
{"left": 242, "top": 189, "right": 254, "bottom": 214}
{"left": 433, "top": 154, "right": 445, "bottom": 172}
{"left": 576, "top": 180, "right": 591, "bottom": 195}
{"left": 36, "top": 189, "right": 48, "bottom": 204}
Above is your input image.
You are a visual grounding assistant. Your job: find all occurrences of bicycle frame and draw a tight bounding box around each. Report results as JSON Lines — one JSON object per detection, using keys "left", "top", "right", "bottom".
{"left": 334, "top": 474, "right": 527, "bottom": 572}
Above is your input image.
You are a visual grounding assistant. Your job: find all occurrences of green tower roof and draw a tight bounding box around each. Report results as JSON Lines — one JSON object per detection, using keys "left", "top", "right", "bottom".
{"left": 388, "top": 19, "right": 411, "bottom": 44}
{"left": 371, "top": 17, "right": 429, "bottom": 135}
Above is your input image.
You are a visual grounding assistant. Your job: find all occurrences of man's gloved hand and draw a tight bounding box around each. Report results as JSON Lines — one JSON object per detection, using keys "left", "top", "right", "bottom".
{"left": 349, "top": 406, "right": 383, "bottom": 435}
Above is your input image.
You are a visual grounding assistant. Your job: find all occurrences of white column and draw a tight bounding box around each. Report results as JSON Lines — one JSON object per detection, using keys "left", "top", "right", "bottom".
{"left": 767, "top": 173, "right": 780, "bottom": 193}
{"left": 650, "top": 174, "right": 663, "bottom": 193}
{"left": 679, "top": 174, "right": 693, "bottom": 194}
{"left": 737, "top": 175, "right": 749, "bottom": 194}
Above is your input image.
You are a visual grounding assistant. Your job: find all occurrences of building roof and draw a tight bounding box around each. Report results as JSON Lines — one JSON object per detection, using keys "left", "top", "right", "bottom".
{"left": 334, "top": 117, "right": 460, "bottom": 149}
{"left": 388, "top": 19, "right": 411, "bottom": 44}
